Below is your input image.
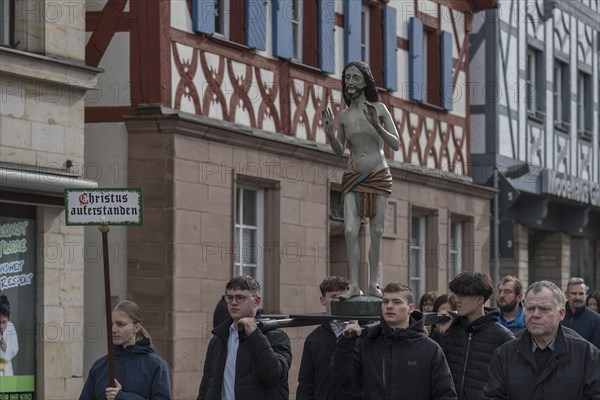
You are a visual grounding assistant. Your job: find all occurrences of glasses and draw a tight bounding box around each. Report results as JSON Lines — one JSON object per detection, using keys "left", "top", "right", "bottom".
{"left": 223, "top": 294, "right": 256, "bottom": 304}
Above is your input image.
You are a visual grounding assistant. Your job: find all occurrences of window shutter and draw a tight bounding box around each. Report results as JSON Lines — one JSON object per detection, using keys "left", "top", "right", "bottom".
{"left": 273, "top": 0, "right": 293, "bottom": 59}
{"left": 246, "top": 0, "right": 266, "bottom": 50}
{"left": 408, "top": 17, "right": 424, "bottom": 102}
{"left": 440, "top": 30, "right": 453, "bottom": 110}
{"left": 319, "top": 0, "right": 335, "bottom": 73}
{"left": 344, "top": 0, "right": 362, "bottom": 64}
{"left": 383, "top": 5, "right": 397, "bottom": 91}
{"left": 192, "top": 0, "right": 215, "bottom": 34}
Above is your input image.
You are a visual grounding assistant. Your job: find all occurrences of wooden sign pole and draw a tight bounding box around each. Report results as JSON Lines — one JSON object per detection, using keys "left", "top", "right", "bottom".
{"left": 99, "top": 225, "right": 116, "bottom": 388}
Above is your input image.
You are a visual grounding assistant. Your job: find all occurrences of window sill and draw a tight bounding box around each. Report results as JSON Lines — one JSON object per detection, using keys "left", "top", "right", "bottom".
{"left": 418, "top": 100, "right": 448, "bottom": 113}
{"left": 577, "top": 130, "right": 593, "bottom": 141}
{"left": 527, "top": 111, "right": 545, "bottom": 124}
{"left": 554, "top": 121, "right": 570, "bottom": 133}
{"left": 285, "top": 58, "right": 329, "bottom": 75}
{"left": 207, "top": 34, "right": 252, "bottom": 52}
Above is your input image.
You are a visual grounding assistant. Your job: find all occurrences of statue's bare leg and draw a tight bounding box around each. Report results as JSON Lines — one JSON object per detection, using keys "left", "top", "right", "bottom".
{"left": 367, "top": 196, "right": 387, "bottom": 297}
{"left": 343, "top": 193, "right": 362, "bottom": 297}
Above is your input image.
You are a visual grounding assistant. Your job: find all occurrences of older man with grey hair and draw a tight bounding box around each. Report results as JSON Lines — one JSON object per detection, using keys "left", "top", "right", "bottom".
{"left": 561, "top": 277, "right": 600, "bottom": 349}
{"left": 483, "top": 280, "right": 600, "bottom": 400}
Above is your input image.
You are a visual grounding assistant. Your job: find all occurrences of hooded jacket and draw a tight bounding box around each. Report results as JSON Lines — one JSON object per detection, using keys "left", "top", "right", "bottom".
{"left": 483, "top": 326, "right": 600, "bottom": 400}
{"left": 561, "top": 303, "right": 600, "bottom": 349}
{"left": 431, "top": 308, "right": 515, "bottom": 400}
{"left": 331, "top": 316, "right": 457, "bottom": 400}
{"left": 197, "top": 318, "right": 292, "bottom": 400}
{"left": 79, "top": 339, "right": 172, "bottom": 399}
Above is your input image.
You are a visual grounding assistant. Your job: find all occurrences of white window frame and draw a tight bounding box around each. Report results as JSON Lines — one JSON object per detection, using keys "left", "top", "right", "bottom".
{"left": 0, "top": 0, "right": 11, "bottom": 46}
{"left": 410, "top": 216, "right": 426, "bottom": 301}
{"left": 360, "top": 5, "right": 370, "bottom": 63}
{"left": 235, "top": 186, "right": 265, "bottom": 292}
{"left": 214, "top": 0, "right": 230, "bottom": 39}
{"left": 449, "top": 222, "right": 462, "bottom": 280}
{"left": 291, "top": 0, "right": 303, "bottom": 62}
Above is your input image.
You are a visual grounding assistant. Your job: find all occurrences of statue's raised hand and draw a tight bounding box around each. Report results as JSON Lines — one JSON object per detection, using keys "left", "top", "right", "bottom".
{"left": 322, "top": 108, "right": 334, "bottom": 138}
{"left": 363, "top": 101, "right": 379, "bottom": 129}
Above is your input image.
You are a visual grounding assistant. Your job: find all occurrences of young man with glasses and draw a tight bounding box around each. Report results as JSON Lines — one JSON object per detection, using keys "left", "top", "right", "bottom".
{"left": 432, "top": 272, "right": 515, "bottom": 400}
{"left": 197, "top": 276, "right": 292, "bottom": 400}
{"left": 332, "top": 282, "right": 457, "bottom": 400}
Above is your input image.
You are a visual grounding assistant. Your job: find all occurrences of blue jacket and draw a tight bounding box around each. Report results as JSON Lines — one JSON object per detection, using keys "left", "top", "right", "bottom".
{"left": 79, "top": 339, "right": 172, "bottom": 399}
{"left": 498, "top": 304, "right": 526, "bottom": 335}
{"left": 561, "top": 304, "right": 600, "bottom": 349}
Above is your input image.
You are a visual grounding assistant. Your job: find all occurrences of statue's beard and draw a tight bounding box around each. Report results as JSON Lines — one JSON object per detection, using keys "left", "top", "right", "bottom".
{"left": 346, "top": 86, "right": 363, "bottom": 100}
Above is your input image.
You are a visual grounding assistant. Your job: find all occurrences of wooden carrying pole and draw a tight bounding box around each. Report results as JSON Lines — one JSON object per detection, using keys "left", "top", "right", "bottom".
{"left": 99, "top": 225, "right": 116, "bottom": 387}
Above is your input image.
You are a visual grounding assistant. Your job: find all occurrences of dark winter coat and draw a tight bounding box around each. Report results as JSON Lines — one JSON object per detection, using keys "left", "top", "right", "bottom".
{"left": 197, "top": 318, "right": 292, "bottom": 400}
{"left": 296, "top": 324, "right": 338, "bottom": 400}
{"left": 432, "top": 309, "right": 515, "bottom": 400}
{"left": 561, "top": 304, "right": 600, "bottom": 349}
{"left": 79, "top": 339, "right": 172, "bottom": 400}
{"left": 483, "top": 326, "right": 600, "bottom": 400}
{"left": 331, "top": 317, "right": 457, "bottom": 400}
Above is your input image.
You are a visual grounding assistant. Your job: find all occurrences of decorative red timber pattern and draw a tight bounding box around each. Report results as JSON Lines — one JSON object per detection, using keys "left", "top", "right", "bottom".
{"left": 86, "top": 0, "right": 129, "bottom": 67}
{"left": 170, "top": 0, "right": 473, "bottom": 176}
{"left": 86, "top": 0, "right": 169, "bottom": 122}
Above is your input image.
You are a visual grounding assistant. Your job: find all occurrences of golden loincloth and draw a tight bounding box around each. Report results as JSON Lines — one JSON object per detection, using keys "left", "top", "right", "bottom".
{"left": 342, "top": 167, "right": 392, "bottom": 218}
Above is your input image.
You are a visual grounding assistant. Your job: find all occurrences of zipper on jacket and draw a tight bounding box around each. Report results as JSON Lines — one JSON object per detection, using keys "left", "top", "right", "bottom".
{"left": 458, "top": 332, "right": 472, "bottom": 400}
{"left": 382, "top": 358, "right": 386, "bottom": 388}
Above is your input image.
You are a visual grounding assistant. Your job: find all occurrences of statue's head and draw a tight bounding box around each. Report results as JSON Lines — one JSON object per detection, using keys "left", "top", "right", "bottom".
{"left": 342, "top": 61, "right": 379, "bottom": 106}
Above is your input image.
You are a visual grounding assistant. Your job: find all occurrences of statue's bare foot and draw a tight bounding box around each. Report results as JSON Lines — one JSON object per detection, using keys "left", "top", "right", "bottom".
{"left": 337, "top": 284, "right": 362, "bottom": 300}
{"left": 367, "top": 283, "right": 382, "bottom": 298}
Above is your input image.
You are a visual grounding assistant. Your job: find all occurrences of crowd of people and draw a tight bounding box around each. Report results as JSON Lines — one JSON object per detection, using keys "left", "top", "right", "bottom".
{"left": 77, "top": 273, "right": 600, "bottom": 399}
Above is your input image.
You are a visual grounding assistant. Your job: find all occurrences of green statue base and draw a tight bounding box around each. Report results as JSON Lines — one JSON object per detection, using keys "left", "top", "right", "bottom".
{"left": 331, "top": 295, "right": 382, "bottom": 317}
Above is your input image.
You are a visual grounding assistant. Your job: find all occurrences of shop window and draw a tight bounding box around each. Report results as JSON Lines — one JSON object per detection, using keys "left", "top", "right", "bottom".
{"left": 408, "top": 17, "right": 453, "bottom": 110}
{"left": 344, "top": 0, "right": 397, "bottom": 90}
{"left": 553, "top": 59, "right": 570, "bottom": 130}
{"left": 193, "top": 0, "right": 266, "bottom": 50}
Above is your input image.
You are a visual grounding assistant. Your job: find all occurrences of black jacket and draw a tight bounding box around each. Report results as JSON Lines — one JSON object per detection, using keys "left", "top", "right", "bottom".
{"left": 561, "top": 304, "right": 600, "bottom": 349}
{"left": 79, "top": 339, "right": 172, "bottom": 400}
{"left": 331, "top": 317, "right": 457, "bottom": 400}
{"left": 483, "top": 326, "right": 600, "bottom": 400}
{"left": 432, "top": 309, "right": 515, "bottom": 400}
{"left": 197, "top": 318, "right": 292, "bottom": 400}
{"left": 296, "top": 324, "right": 338, "bottom": 400}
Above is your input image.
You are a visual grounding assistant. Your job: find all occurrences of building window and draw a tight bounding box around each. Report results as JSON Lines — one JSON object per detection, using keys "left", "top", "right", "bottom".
{"left": 410, "top": 216, "right": 426, "bottom": 301}
{"left": 235, "top": 186, "right": 265, "bottom": 290}
{"left": 193, "top": 0, "right": 265, "bottom": 50}
{"left": 291, "top": 0, "right": 303, "bottom": 61}
{"left": 449, "top": 222, "right": 462, "bottom": 280}
{"left": 360, "top": 5, "right": 369, "bottom": 63}
{"left": 553, "top": 60, "right": 570, "bottom": 128}
{"left": 0, "top": 0, "right": 13, "bottom": 46}
{"left": 577, "top": 71, "right": 592, "bottom": 139}
{"left": 526, "top": 47, "right": 544, "bottom": 117}
{"left": 344, "top": 1, "right": 397, "bottom": 90}
{"left": 213, "top": 0, "right": 228, "bottom": 37}
{"left": 409, "top": 17, "right": 453, "bottom": 110}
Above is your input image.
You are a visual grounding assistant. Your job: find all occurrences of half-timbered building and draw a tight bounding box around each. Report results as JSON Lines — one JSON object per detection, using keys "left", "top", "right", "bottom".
{"left": 470, "top": 0, "right": 600, "bottom": 291}
{"left": 83, "top": 0, "right": 496, "bottom": 397}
